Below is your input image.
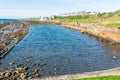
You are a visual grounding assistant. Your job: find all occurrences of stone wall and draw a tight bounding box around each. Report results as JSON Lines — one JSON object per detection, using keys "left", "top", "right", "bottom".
{"left": 0, "top": 22, "right": 29, "bottom": 58}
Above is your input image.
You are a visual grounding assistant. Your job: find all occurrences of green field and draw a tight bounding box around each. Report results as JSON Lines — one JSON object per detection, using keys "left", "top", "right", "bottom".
{"left": 71, "top": 75, "right": 120, "bottom": 80}
{"left": 53, "top": 10, "right": 120, "bottom": 27}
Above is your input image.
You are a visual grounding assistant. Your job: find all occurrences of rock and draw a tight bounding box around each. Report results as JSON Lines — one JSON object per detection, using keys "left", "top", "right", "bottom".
{"left": 10, "top": 69, "right": 14, "bottom": 72}
{"left": 0, "top": 72, "right": 4, "bottom": 77}
{"left": 4, "top": 72, "right": 11, "bottom": 78}
{"left": 81, "top": 30, "right": 84, "bottom": 34}
{"left": 16, "top": 68, "right": 24, "bottom": 72}
{"left": 32, "top": 69, "right": 38, "bottom": 75}
{"left": 20, "top": 73, "right": 26, "bottom": 79}
{"left": 14, "top": 70, "right": 19, "bottom": 74}
{"left": 110, "top": 42, "right": 116, "bottom": 45}
{"left": 9, "top": 61, "right": 14, "bottom": 65}
{"left": 23, "top": 66, "right": 29, "bottom": 71}
{"left": 54, "top": 67, "right": 58, "bottom": 71}
{"left": 15, "top": 64, "right": 22, "bottom": 68}
{"left": 26, "top": 59, "right": 30, "bottom": 62}
{"left": 113, "top": 56, "right": 117, "bottom": 60}
{"left": 0, "top": 43, "right": 6, "bottom": 49}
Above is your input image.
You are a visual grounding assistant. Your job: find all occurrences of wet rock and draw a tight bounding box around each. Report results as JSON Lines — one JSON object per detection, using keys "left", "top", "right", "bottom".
{"left": 23, "top": 66, "right": 29, "bottom": 71}
{"left": 54, "top": 67, "right": 58, "bottom": 71}
{"left": 65, "top": 58, "right": 72, "bottom": 62}
{"left": 16, "top": 68, "right": 24, "bottom": 72}
{"left": 81, "top": 30, "right": 84, "bottom": 34}
{"left": 10, "top": 69, "right": 14, "bottom": 72}
{"left": 0, "top": 43, "right": 6, "bottom": 49}
{"left": 14, "top": 70, "right": 19, "bottom": 74}
{"left": 4, "top": 72, "right": 11, "bottom": 78}
{"left": 0, "top": 72, "right": 4, "bottom": 77}
{"left": 0, "top": 22, "right": 29, "bottom": 59}
{"left": 110, "top": 42, "right": 116, "bottom": 45}
{"left": 9, "top": 61, "right": 14, "bottom": 65}
{"left": 113, "top": 56, "right": 117, "bottom": 60}
{"left": 26, "top": 59, "right": 30, "bottom": 62}
{"left": 20, "top": 73, "right": 26, "bottom": 79}
{"left": 31, "top": 69, "right": 38, "bottom": 75}
{"left": 15, "top": 63, "right": 23, "bottom": 68}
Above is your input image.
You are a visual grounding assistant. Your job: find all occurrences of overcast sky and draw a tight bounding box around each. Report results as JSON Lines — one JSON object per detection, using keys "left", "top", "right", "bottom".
{"left": 0, "top": 0, "right": 120, "bottom": 18}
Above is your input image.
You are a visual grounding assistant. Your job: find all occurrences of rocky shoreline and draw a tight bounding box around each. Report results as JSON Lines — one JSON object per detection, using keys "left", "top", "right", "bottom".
{"left": 0, "top": 22, "right": 29, "bottom": 58}
{"left": 27, "top": 20, "right": 120, "bottom": 45}
{"left": 0, "top": 21, "right": 120, "bottom": 80}
{"left": 58, "top": 22, "right": 120, "bottom": 45}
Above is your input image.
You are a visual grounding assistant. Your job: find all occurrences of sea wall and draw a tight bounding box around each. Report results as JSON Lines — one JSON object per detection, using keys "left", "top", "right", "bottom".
{"left": 0, "top": 22, "right": 29, "bottom": 58}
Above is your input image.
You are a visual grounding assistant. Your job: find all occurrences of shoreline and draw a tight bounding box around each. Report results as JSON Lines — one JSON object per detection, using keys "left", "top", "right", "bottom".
{"left": 34, "top": 68, "right": 120, "bottom": 80}
{"left": 59, "top": 22, "right": 120, "bottom": 45}
{"left": 1, "top": 20, "right": 120, "bottom": 79}
{"left": 0, "top": 22, "right": 29, "bottom": 58}
{"left": 27, "top": 20, "right": 120, "bottom": 45}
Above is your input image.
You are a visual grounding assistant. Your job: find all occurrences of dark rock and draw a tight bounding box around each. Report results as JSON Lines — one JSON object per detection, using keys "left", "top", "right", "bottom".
{"left": 23, "top": 66, "right": 29, "bottom": 71}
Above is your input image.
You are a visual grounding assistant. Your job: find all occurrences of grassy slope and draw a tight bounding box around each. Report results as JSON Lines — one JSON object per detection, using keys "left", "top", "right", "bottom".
{"left": 53, "top": 10, "right": 120, "bottom": 27}
{"left": 71, "top": 75, "right": 120, "bottom": 80}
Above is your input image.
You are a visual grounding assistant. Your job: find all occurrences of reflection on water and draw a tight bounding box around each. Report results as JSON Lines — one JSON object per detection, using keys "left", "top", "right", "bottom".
{"left": 0, "top": 24, "right": 120, "bottom": 77}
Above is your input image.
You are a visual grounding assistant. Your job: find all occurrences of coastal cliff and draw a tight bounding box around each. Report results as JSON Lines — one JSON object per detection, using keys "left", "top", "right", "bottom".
{"left": 0, "top": 22, "right": 29, "bottom": 58}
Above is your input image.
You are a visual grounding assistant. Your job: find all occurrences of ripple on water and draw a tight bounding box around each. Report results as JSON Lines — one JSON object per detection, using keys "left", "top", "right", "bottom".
{"left": 1, "top": 24, "right": 120, "bottom": 77}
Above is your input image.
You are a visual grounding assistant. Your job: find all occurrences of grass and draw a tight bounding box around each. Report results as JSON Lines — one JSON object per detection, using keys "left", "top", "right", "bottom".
{"left": 71, "top": 75, "right": 120, "bottom": 80}
{"left": 53, "top": 10, "right": 120, "bottom": 27}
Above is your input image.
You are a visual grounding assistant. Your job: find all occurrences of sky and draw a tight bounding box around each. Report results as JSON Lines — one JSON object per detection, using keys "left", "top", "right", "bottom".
{"left": 0, "top": 0, "right": 120, "bottom": 18}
